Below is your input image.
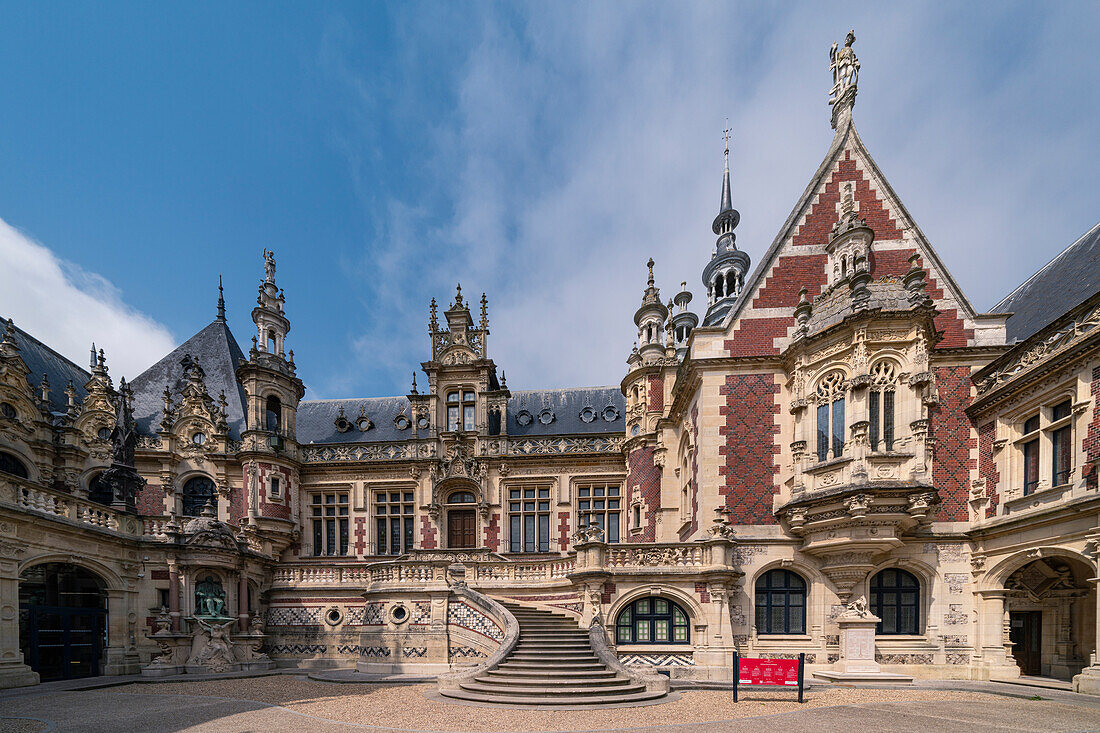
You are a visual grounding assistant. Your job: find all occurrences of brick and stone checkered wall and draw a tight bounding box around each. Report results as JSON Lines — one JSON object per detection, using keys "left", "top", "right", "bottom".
{"left": 932, "top": 366, "right": 976, "bottom": 521}
{"left": 136, "top": 482, "right": 165, "bottom": 516}
{"left": 978, "top": 422, "right": 1000, "bottom": 518}
{"left": 353, "top": 516, "right": 366, "bottom": 554}
{"left": 719, "top": 373, "right": 780, "bottom": 525}
{"left": 626, "top": 446, "right": 661, "bottom": 542}
{"left": 557, "top": 510, "right": 570, "bottom": 550}
{"left": 483, "top": 511, "right": 500, "bottom": 551}
{"left": 647, "top": 375, "right": 664, "bottom": 412}
{"left": 1086, "top": 365, "right": 1100, "bottom": 492}
{"left": 419, "top": 514, "right": 437, "bottom": 549}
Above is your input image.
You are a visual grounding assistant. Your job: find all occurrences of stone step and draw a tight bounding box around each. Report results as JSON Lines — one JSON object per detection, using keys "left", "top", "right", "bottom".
{"left": 515, "top": 641, "right": 591, "bottom": 648}
{"left": 458, "top": 680, "right": 646, "bottom": 697}
{"left": 496, "top": 661, "right": 607, "bottom": 672}
{"left": 439, "top": 687, "right": 667, "bottom": 707}
{"left": 475, "top": 674, "right": 630, "bottom": 688}
{"left": 516, "top": 632, "right": 588, "bottom": 639}
{"left": 483, "top": 668, "right": 620, "bottom": 681}
{"left": 507, "top": 652, "right": 599, "bottom": 662}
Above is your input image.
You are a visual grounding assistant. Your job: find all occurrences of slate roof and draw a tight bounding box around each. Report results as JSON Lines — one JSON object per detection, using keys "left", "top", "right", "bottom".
{"left": 1, "top": 318, "right": 91, "bottom": 416}
{"left": 296, "top": 386, "right": 625, "bottom": 445}
{"left": 297, "top": 397, "right": 414, "bottom": 444}
{"left": 129, "top": 320, "right": 249, "bottom": 439}
{"left": 507, "top": 387, "right": 623, "bottom": 437}
{"left": 992, "top": 221, "right": 1100, "bottom": 343}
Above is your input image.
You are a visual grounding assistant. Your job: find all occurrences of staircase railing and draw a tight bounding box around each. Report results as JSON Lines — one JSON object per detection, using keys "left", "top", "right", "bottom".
{"left": 588, "top": 618, "right": 670, "bottom": 695}
{"left": 436, "top": 586, "right": 520, "bottom": 692}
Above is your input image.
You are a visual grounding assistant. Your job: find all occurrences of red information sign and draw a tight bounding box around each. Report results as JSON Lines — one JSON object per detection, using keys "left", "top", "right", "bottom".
{"left": 737, "top": 657, "right": 800, "bottom": 686}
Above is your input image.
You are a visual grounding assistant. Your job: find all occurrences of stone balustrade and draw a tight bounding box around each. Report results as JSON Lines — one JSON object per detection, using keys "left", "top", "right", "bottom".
{"left": 0, "top": 475, "right": 143, "bottom": 537}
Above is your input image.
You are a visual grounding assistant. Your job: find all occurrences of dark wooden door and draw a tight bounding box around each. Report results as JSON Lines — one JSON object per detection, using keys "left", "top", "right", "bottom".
{"left": 447, "top": 509, "right": 476, "bottom": 549}
{"left": 22, "top": 605, "right": 104, "bottom": 681}
{"left": 1010, "top": 611, "right": 1042, "bottom": 676}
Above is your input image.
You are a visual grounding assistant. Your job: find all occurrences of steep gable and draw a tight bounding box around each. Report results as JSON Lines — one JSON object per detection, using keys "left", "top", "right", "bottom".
{"left": 723, "top": 119, "right": 979, "bottom": 358}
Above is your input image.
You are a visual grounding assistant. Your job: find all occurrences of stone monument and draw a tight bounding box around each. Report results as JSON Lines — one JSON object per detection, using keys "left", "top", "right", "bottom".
{"left": 814, "top": 595, "right": 913, "bottom": 683}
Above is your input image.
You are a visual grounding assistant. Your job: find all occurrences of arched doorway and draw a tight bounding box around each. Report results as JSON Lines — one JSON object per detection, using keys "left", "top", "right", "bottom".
{"left": 19, "top": 563, "right": 107, "bottom": 680}
{"left": 446, "top": 491, "right": 477, "bottom": 549}
{"left": 1005, "top": 557, "right": 1095, "bottom": 679}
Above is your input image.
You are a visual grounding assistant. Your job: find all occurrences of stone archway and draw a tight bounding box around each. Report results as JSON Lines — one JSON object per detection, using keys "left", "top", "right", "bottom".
{"left": 18, "top": 562, "right": 108, "bottom": 681}
{"left": 1004, "top": 557, "right": 1095, "bottom": 679}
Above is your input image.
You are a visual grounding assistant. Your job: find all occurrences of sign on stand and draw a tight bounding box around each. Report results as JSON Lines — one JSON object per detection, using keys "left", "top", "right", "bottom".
{"left": 732, "top": 652, "right": 805, "bottom": 703}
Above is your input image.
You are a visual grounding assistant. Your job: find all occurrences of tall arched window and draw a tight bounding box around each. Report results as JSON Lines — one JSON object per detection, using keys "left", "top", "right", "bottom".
{"left": 0, "top": 450, "right": 28, "bottom": 479}
{"left": 182, "top": 475, "right": 216, "bottom": 517}
{"left": 869, "top": 361, "right": 897, "bottom": 452}
{"left": 816, "top": 371, "right": 846, "bottom": 462}
{"left": 870, "top": 568, "right": 920, "bottom": 635}
{"left": 265, "top": 395, "right": 281, "bottom": 433}
{"left": 755, "top": 569, "right": 806, "bottom": 635}
{"left": 615, "top": 597, "right": 690, "bottom": 644}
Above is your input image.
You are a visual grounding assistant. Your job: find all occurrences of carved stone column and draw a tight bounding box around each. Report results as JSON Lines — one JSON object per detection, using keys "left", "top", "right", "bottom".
{"left": 168, "top": 562, "right": 181, "bottom": 632}
{"left": 0, "top": 537, "right": 38, "bottom": 688}
{"left": 237, "top": 572, "right": 249, "bottom": 633}
{"left": 976, "top": 589, "right": 1018, "bottom": 677}
{"left": 1073, "top": 576, "right": 1100, "bottom": 694}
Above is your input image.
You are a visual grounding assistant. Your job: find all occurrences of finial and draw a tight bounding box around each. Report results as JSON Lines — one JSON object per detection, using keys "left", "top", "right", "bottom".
{"left": 3, "top": 318, "right": 13, "bottom": 339}
{"left": 480, "top": 293, "right": 489, "bottom": 330}
{"left": 217, "top": 275, "right": 226, "bottom": 321}
{"left": 647, "top": 258, "right": 655, "bottom": 287}
{"left": 411, "top": 372, "right": 418, "bottom": 394}
{"left": 829, "top": 29, "right": 860, "bottom": 129}
{"left": 722, "top": 118, "right": 732, "bottom": 169}
{"left": 501, "top": 371, "right": 507, "bottom": 389}
{"left": 455, "top": 283, "right": 463, "bottom": 306}
{"left": 97, "top": 348, "right": 107, "bottom": 371}
{"left": 429, "top": 298, "right": 439, "bottom": 332}
{"left": 39, "top": 373, "right": 50, "bottom": 403}
{"left": 90, "top": 343, "right": 97, "bottom": 371}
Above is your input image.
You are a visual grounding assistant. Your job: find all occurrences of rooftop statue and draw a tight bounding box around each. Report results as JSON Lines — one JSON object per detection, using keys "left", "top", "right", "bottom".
{"left": 829, "top": 30, "right": 860, "bottom": 128}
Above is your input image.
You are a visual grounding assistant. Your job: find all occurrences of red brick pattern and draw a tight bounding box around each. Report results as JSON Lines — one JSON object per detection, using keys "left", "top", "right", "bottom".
{"left": 150, "top": 569, "right": 170, "bottom": 581}
{"left": 258, "top": 464, "right": 292, "bottom": 520}
{"left": 647, "top": 375, "right": 664, "bottom": 412}
{"left": 719, "top": 374, "right": 780, "bottom": 525}
{"left": 727, "top": 147, "right": 972, "bottom": 357}
{"left": 419, "top": 514, "right": 437, "bottom": 549}
{"left": 1085, "top": 366, "right": 1100, "bottom": 492}
{"left": 230, "top": 468, "right": 247, "bottom": 524}
{"left": 601, "top": 581, "right": 617, "bottom": 605}
{"left": 695, "top": 582, "right": 710, "bottom": 604}
{"left": 353, "top": 516, "right": 366, "bottom": 555}
{"left": 558, "top": 511, "right": 570, "bottom": 550}
{"left": 725, "top": 317, "right": 792, "bottom": 357}
{"left": 931, "top": 366, "right": 976, "bottom": 521}
{"left": 626, "top": 446, "right": 661, "bottom": 543}
{"left": 136, "top": 483, "right": 166, "bottom": 516}
{"left": 791, "top": 150, "right": 903, "bottom": 248}
{"left": 484, "top": 511, "right": 500, "bottom": 551}
{"left": 978, "top": 422, "right": 1000, "bottom": 518}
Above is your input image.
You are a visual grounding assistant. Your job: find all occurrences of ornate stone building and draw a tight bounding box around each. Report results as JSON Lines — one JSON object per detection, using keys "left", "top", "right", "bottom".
{"left": 2, "top": 33, "right": 1099, "bottom": 695}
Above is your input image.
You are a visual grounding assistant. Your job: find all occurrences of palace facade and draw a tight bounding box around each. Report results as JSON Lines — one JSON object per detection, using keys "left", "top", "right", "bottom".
{"left": 2, "top": 35, "right": 1100, "bottom": 693}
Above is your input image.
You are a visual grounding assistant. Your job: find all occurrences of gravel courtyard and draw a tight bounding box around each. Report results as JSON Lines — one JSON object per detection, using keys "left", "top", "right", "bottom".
{"left": 3, "top": 676, "right": 1100, "bottom": 732}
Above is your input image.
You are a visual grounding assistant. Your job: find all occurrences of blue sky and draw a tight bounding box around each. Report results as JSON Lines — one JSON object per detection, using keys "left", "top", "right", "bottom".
{"left": 0, "top": 2, "right": 1097, "bottom": 398}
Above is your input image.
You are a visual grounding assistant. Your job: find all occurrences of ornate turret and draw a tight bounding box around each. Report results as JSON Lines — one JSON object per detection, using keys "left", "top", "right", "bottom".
{"left": 702, "top": 126, "right": 751, "bottom": 326}
{"left": 633, "top": 259, "right": 668, "bottom": 365}
{"left": 670, "top": 282, "right": 698, "bottom": 360}
{"left": 252, "top": 249, "right": 289, "bottom": 359}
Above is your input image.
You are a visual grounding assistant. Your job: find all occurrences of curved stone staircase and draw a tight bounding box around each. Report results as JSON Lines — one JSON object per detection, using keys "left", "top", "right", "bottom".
{"left": 439, "top": 602, "right": 669, "bottom": 706}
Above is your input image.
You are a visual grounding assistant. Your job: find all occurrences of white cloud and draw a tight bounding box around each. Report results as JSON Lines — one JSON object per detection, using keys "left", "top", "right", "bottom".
{"left": 0, "top": 216, "right": 176, "bottom": 379}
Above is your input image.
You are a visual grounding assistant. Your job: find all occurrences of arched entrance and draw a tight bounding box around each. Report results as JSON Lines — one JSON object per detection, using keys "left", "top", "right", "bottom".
{"left": 19, "top": 563, "right": 107, "bottom": 681}
{"left": 1005, "top": 557, "right": 1095, "bottom": 679}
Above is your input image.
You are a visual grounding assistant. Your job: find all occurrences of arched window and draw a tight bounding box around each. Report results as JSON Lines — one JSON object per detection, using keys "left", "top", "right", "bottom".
{"left": 266, "top": 329, "right": 277, "bottom": 354}
{"left": 869, "top": 361, "right": 897, "bottom": 452}
{"left": 615, "top": 597, "right": 689, "bottom": 644}
{"left": 0, "top": 450, "right": 28, "bottom": 479}
{"left": 265, "top": 395, "right": 281, "bottom": 433}
{"left": 88, "top": 472, "right": 113, "bottom": 506}
{"left": 870, "top": 569, "right": 920, "bottom": 635}
{"left": 714, "top": 276, "right": 724, "bottom": 299}
{"left": 447, "top": 491, "right": 475, "bottom": 504}
{"left": 816, "top": 371, "right": 846, "bottom": 462}
{"left": 755, "top": 569, "right": 806, "bottom": 635}
{"left": 726, "top": 271, "right": 737, "bottom": 298}
{"left": 182, "top": 475, "right": 216, "bottom": 517}
{"left": 446, "top": 390, "right": 476, "bottom": 432}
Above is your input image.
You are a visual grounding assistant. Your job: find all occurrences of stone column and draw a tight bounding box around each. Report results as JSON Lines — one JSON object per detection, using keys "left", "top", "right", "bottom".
{"left": 168, "top": 563, "right": 181, "bottom": 632}
{"left": 976, "top": 589, "right": 1018, "bottom": 677}
{"left": 0, "top": 540, "right": 38, "bottom": 688}
{"left": 103, "top": 588, "right": 134, "bottom": 675}
{"left": 237, "top": 573, "right": 249, "bottom": 633}
{"left": 1073, "top": 577, "right": 1100, "bottom": 694}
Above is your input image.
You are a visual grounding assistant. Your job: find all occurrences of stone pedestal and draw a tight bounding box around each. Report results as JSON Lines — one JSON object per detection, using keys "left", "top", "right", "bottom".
{"left": 1073, "top": 666, "right": 1100, "bottom": 695}
{"left": 814, "top": 600, "right": 912, "bottom": 684}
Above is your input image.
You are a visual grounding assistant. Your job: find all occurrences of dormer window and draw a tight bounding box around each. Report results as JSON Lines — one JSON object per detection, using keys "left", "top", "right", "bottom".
{"left": 447, "top": 390, "right": 475, "bottom": 432}
{"left": 816, "top": 371, "right": 846, "bottom": 462}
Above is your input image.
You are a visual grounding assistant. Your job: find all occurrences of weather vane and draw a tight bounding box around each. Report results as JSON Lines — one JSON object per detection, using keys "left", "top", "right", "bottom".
{"left": 722, "top": 118, "right": 732, "bottom": 166}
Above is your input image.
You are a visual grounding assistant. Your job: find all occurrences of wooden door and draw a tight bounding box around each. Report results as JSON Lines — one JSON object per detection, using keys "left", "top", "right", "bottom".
{"left": 1010, "top": 611, "right": 1042, "bottom": 676}
{"left": 447, "top": 509, "right": 476, "bottom": 549}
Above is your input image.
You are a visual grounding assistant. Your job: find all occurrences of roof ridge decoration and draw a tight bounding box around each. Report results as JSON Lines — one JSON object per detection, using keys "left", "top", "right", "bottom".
{"left": 829, "top": 30, "right": 859, "bottom": 130}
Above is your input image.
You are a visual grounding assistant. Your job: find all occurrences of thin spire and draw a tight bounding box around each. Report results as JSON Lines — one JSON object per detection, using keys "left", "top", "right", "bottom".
{"left": 216, "top": 275, "right": 226, "bottom": 321}
{"left": 720, "top": 119, "right": 733, "bottom": 213}
{"left": 647, "top": 258, "right": 655, "bottom": 287}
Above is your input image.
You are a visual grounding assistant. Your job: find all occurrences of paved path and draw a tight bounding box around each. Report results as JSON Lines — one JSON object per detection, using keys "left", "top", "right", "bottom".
{"left": 2, "top": 680, "right": 1099, "bottom": 732}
